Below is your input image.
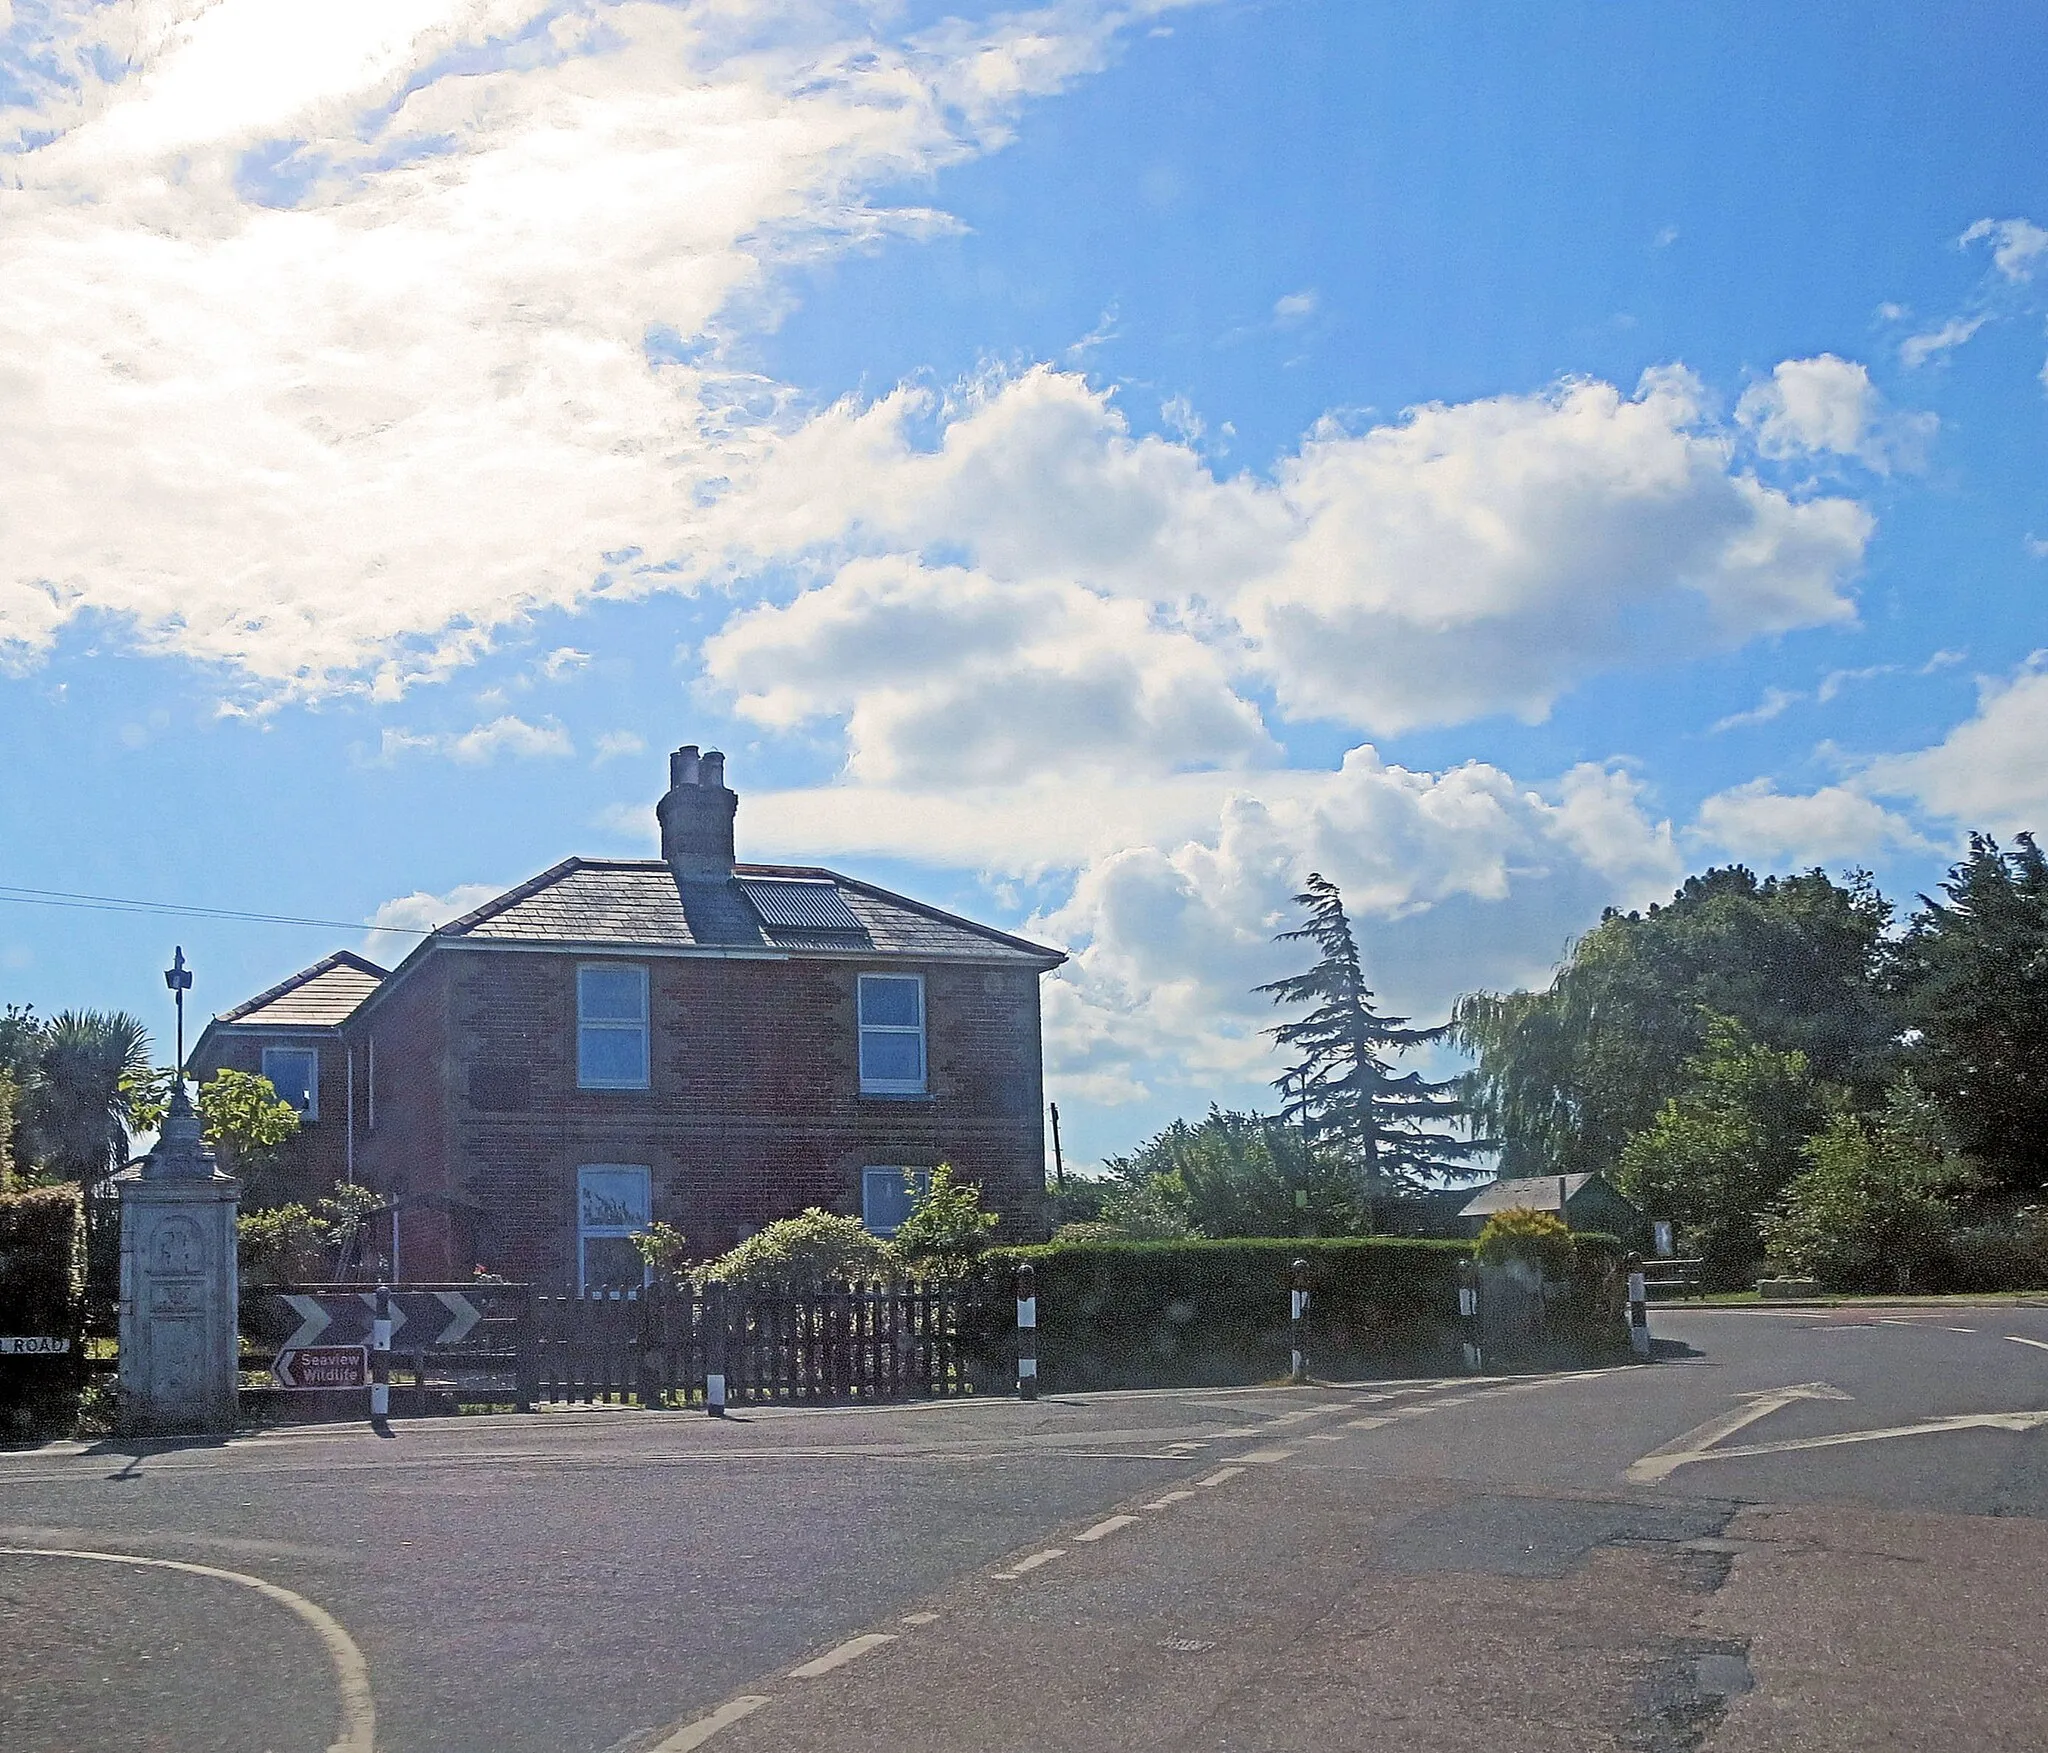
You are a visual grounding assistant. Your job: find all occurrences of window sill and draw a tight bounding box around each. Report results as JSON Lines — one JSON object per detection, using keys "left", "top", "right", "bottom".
{"left": 859, "top": 1091, "right": 935, "bottom": 1104}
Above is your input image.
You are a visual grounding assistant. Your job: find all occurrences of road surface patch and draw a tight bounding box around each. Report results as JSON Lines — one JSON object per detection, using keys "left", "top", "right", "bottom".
{"left": 899, "top": 1612, "right": 939, "bottom": 1625}
{"left": 789, "top": 1634, "right": 896, "bottom": 1679}
{"left": 647, "top": 1696, "right": 770, "bottom": 1751}
{"left": 0, "top": 1544, "right": 375, "bottom": 1753}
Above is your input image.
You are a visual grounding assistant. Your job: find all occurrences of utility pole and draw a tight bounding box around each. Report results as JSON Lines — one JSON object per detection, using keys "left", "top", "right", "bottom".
{"left": 1048, "top": 1102, "right": 1067, "bottom": 1194}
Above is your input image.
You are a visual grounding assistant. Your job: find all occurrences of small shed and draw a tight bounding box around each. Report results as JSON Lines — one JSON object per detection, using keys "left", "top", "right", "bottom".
{"left": 1458, "top": 1172, "right": 1649, "bottom": 1248}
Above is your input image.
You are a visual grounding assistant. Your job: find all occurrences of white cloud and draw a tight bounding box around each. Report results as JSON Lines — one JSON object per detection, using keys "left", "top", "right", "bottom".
{"left": 1962, "top": 217, "right": 2048, "bottom": 283}
{"left": 719, "top": 364, "right": 1869, "bottom": 739}
{"left": 1862, "top": 659, "right": 2048, "bottom": 833}
{"left": 1694, "top": 780, "right": 1928, "bottom": 867}
{"left": 1735, "top": 354, "right": 1934, "bottom": 474}
{"left": 362, "top": 880, "right": 502, "bottom": 965}
{"left": 1273, "top": 289, "right": 1319, "bottom": 326}
{"left": 0, "top": 0, "right": 1193, "bottom": 696}
{"left": 592, "top": 729, "right": 646, "bottom": 765}
{"left": 538, "top": 648, "right": 592, "bottom": 681}
{"left": 1901, "top": 315, "right": 1989, "bottom": 368}
{"left": 1711, "top": 686, "right": 1802, "bottom": 733}
{"left": 380, "top": 713, "right": 573, "bottom": 764}
{"left": 704, "top": 555, "right": 1276, "bottom": 785}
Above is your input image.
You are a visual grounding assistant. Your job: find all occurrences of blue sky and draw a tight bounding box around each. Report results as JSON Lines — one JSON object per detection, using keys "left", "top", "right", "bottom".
{"left": 3, "top": 0, "right": 2046, "bottom": 1166}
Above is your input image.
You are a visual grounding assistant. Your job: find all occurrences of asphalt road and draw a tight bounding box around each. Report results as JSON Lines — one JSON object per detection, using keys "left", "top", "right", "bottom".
{"left": 4, "top": 1303, "right": 2046, "bottom": 1753}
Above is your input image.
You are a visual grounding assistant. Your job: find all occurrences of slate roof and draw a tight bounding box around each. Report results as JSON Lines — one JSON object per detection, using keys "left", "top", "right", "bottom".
{"left": 436, "top": 859, "right": 1063, "bottom": 966}
{"left": 1457, "top": 1173, "right": 1603, "bottom": 1218}
{"left": 212, "top": 951, "right": 388, "bottom": 1028}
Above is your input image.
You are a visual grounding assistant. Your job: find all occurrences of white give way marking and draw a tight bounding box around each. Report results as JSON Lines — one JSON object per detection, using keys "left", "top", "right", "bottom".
{"left": 1628, "top": 1381, "right": 2048, "bottom": 1485}
{"left": 0, "top": 1545, "right": 375, "bottom": 1753}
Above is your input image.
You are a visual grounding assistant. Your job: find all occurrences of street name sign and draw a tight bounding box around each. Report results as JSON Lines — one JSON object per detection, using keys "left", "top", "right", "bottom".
{"left": 274, "top": 1345, "right": 371, "bottom": 1390}
{"left": 0, "top": 1336, "right": 71, "bottom": 1354}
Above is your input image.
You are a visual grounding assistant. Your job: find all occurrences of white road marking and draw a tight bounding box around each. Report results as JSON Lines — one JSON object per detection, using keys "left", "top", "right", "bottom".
{"left": 1346, "top": 1415, "right": 1393, "bottom": 1431}
{"left": 790, "top": 1633, "right": 896, "bottom": 1678}
{"left": 1649, "top": 1408, "right": 2048, "bottom": 1475}
{"left": 1305, "top": 1432, "right": 1347, "bottom": 1442}
{"left": 1075, "top": 1514, "right": 1138, "bottom": 1543}
{"left": 2008, "top": 1336, "right": 2048, "bottom": 1353}
{"left": 1142, "top": 1490, "right": 1196, "bottom": 1509}
{"left": 1627, "top": 1383, "right": 1853, "bottom": 1484}
{"left": 1240, "top": 1447, "right": 1295, "bottom": 1463}
{"left": 1193, "top": 1466, "right": 1245, "bottom": 1487}
{"left": 1947, "top": 1327, "right": 1978, "bottom": 1334}
{"left": 1164, "top": 1441, "right": 1206, "bottom": 1454}
{"left": 0, "top": 1545, "right": 375, "bottom": 1753}
{"left": 649, "top": 1696, "right": 770, "bottom": 1752}
{"left": 899, "top": 1612, "right": 939, "bottom": 1625}
{"left": 992, "top": 1548, "right": 1065, "bottom": 1579}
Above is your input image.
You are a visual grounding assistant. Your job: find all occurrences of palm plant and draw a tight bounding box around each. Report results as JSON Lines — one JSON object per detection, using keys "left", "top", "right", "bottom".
{"left": 24, "top": 1010, "right": 153, "bottom": 1184}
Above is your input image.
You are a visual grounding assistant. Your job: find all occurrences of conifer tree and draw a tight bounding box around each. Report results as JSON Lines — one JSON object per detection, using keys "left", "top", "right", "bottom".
{"left": 1256, "top": 873, "right": 1479, "bottom": 1192}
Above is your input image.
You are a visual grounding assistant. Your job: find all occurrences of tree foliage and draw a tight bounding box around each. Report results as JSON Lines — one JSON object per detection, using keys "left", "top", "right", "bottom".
{"left": 1474, "top": 1207, "right": 1576, "bottom": 1283}
{"left": 21, "top": 1010, "right": 153, "bottom": 1183}
{"left": 1614, "top": 1014, "right": 1828, "bottom": 1288}
{"left": 1893, "top": 833, "right": 2048, "bottom": 1194}
{"left": 890, "top": 1163, "right": 1001, "bottom": 1273}
{"left": 696, "top": 1208, "right": 895, "bottom": 1291}
{"left": 1258, "top": 874, "right": 1476, "bottom": 1192}
{"left": 130, "top": 1068, "right": 302, "bottom": 1188}
{"left": 1762, "top": 1083, "right": 1975, "bottom": 1293}
{"left": 1457, "top": 867, "right": 1895, "bottom": 1179}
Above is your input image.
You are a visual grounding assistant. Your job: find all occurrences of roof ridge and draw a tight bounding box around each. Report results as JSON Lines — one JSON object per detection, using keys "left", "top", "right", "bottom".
{"left": 823, "top": 868, "right": 1065, "bottom": 965}
{"left": 214, "top": 948, "right": 387, "bottom": 1023}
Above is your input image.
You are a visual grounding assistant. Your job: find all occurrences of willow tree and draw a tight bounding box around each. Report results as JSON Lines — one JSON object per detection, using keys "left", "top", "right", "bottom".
{"left": 1257, "top": 873, "right": 1478, "bottom": 1193}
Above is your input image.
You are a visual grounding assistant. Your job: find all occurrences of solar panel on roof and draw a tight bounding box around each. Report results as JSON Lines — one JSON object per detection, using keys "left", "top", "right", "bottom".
{"left": 740, "top": 878, "right": 866, "bottom": 934}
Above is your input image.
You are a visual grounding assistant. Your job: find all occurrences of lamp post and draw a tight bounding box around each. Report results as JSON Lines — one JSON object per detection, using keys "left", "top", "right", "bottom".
{"left": 164, "top": 945, "right": 193, "bottom": 1085}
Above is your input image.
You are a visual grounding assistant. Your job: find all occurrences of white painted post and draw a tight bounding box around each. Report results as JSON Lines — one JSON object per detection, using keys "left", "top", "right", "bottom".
{"left": 1289, "top": 1258, "right": 1309, "bottom": 1385}
{"left": 1017, "top": 1262, "right": 1038, "bottom": 1401}
{"left": 1625, "top": 1251, "right": 1650, "bottom": 1358}
{"left": 706, "top": 1279, "right": 727, "bottom": 1417}
{"left": 1457, "top": 1257, "right": 1482, "bottom": 1373}
{"left": 370, "top": 1284, "right": 392, "bottom": 1420}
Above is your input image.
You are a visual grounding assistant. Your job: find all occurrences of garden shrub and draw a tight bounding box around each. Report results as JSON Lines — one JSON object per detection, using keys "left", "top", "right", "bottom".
{"left": 0, "top": 1183, "right": 85, "bottom": 1437}
{"left": 1475, "top": 1208, "right": 1576, "bottom": 1282}
{"left": 698, "top": 1208, "right": 894, "bottom": 1291}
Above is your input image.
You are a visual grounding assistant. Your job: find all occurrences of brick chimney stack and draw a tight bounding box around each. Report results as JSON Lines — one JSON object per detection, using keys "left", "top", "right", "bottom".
{"left": 657, "top": 743, "right": 738, "bottom": 877}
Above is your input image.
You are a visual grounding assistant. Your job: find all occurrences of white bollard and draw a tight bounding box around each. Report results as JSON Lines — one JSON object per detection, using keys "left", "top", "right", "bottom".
{"left": 1626, "top": 1253, "right": 1651, "bottom": 1358}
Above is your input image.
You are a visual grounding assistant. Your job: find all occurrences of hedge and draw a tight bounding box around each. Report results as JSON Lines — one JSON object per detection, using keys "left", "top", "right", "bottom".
{"left": 0, "top": 1184, "right": 86, "bottom": 1435}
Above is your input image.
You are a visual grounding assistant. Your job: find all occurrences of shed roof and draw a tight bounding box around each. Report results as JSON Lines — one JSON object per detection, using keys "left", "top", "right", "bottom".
{"left": 211, "top": 950, "right": 388, "bottom": 1029}
{"left": 1457, "top": 1173, "right": 1606, "bottom": 1219}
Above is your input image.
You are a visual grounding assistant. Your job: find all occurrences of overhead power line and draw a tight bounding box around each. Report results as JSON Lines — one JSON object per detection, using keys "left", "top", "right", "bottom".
{"left": 0, "top": 883, "right": 436, "bottom": 937}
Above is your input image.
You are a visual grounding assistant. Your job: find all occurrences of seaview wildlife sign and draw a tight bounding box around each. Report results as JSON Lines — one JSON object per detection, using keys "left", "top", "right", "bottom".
{"left": 273, "top": 1344, "right": 371, "bottom": 1390}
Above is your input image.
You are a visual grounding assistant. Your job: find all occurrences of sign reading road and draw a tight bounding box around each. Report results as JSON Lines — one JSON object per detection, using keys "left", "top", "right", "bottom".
{"left": 274, "top": 1345, "right": 371, "bottom": 1390}
{"left": 0, "top": 1336, "right": 72, "bottom": 1354}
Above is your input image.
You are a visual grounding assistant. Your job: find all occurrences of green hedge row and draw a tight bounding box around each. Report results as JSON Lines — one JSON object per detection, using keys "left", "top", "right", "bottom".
{"left": 0, "top": 1185, "right": 86, "bottom": 1437}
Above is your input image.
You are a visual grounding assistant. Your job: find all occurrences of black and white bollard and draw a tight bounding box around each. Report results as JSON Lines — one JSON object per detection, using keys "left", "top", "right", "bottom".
{"left": 1016, "top": 1262, "right": 1038, "bottom": 1400}
{"left": 1289, "top": 1258, "right": 1309, "bottom": 1385}
{"left": 1625, "top": 1251, "right": 1651, "bottom": 1358}
{"left": 705, "top": 1279, "right": 728, "bottom": 1417}
{"left": 1456, "top": 1257, "right": 1482, "bottom": 1373}
{"left": 370, "top": 1283, "right": 392, "bottom": 1421}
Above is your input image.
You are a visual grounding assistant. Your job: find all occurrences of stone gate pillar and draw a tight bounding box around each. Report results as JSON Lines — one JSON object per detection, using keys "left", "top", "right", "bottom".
{"left": 115, "top": 1081, "right": 240, "bottom": 1436}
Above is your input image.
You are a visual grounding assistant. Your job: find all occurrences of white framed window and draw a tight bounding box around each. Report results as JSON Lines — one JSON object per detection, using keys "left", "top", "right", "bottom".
{"left": 577, "top": 1164, "right": 652, "bottom": 1294}
{"left": 578, "top": 963, "right": 649, "bottom": 1090}
{"left": 862, "top": 1166, "right": 931, "bottom": 1237}
{"left": 858, "top": 973, "right": 926, "bottom": 1095}
{"left": 261, "top": 1044, "right": 320, "bottom": 1120}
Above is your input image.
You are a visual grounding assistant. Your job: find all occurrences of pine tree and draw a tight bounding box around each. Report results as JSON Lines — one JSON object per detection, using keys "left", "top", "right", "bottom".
{"left": 1256, "top": 873, "right": 1479, "bottom": 1193}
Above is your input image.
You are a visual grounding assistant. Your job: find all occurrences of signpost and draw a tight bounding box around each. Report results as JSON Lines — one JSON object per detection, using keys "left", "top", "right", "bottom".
{"left": 0, "top": 1336, "right": 72, "bottom": 1355}
{"left": 273, "top": 1345, "right": 371, "bottom": 1391}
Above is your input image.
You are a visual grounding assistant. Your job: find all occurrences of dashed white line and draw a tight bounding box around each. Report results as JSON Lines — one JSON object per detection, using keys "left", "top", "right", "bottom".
{"left": 992, "top": 1547, "right": 1065, "bottom": 1579}
{"left": 649, "top": 1696, "right": 770, "bottom": 1751}
{"left": 789, "top": 1633, "right": 896, "bottom": 1679}
{"left": 1075, "top": 1514, "right": 1139, "bottom": 1543}
{"left": 2008, "top": 1335, "right": 2048, "bottom": 1353}
{"left": 1193, "top": 1466, "right": 1246, "bottom": 1487}
{"left": 1142, "top": 1490, "right": 1196, "bottom": 1509}
{"left": 1305, "top": 1432, "right": 1347, "bottom": 1442}
{"left": 899, "top": 1612, "right": 939, "bottom": 1626}
{"left": 1240, "top": 1447, "right": 1295, "bottom": 1463}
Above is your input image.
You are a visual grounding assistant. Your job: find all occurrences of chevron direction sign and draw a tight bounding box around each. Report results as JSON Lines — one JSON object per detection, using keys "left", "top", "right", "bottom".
{"left": 274, "top": 1345, "right": 370, "bottom": 1391}
{"left": 277, "top": 1290, "right": 488, "bottom": 1352}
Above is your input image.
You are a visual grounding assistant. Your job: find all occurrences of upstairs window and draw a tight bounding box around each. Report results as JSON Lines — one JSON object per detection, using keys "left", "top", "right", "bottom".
{"left": 862, "top": 1166, "right": 931, "bottom": 1237}
{"left": 577, "top": 964, "right": 649, "bottom": 1090}
{"left": 858, "top": 973, "right": 925, "bottom": 1095}
{"left": 260, "top": 1045, "right": 320, "bottom": 1120}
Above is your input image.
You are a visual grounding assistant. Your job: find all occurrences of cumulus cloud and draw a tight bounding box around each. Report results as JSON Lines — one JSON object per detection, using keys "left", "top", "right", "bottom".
{"left": 592, "top": 729, "right": 646, "bottom": 765}
{"left": 1901, "top": 314, "right": 1990, "bottom": 368}
{"left": 1862, "top": 659, "right": 2048, "bottom": 833}
{"left": 704, "top": 556, "right": 1276, "bottom": 784}
{"left": 1735, "top": 355, "right": 1934, "bottom": 474}
{"left": 1961, "top": 218, "right": 2048, "bottom": 283}
{"left": 716, "top": 365, "right": 1869, "bottom": 739}
{"left": 1710, "top": 686, "right": 1801, "bottom": 733}
{"left": 362, "top": 880, "right": 503, "bottom": 965}
{"left": 1694, "top": 780, "right": 1928, "bottom": 866}
{"left": 0, "top": 0, "right": 1193, "bottom": 695}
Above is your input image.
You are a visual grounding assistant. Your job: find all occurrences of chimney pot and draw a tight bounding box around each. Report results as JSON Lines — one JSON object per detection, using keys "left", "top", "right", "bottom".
{"left": 670, "top": 744, "right": 701, "bottom": 789}
{"left": 701, "top": 749, "right": 725, "bottom": 790}
{"left": 657, "top": 742, "right": 737, "bottom": 875}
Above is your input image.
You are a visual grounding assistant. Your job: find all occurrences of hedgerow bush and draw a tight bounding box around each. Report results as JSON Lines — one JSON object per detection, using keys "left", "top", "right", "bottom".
{"left": 0, "top": 1183, "right": 85, "bottom": 1438}
{"left": 697, "top": 1208, "right": 895, "bottom": 1291}
{"left": 1475, "top": 1208, "right": 1577, "bottom": 1282}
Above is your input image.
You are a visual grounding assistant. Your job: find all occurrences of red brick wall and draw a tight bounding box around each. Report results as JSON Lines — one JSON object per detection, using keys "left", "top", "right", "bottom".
{"left": 346, "top": 955, "right": 456, "bottom": 1281}
{"left": 346, "top": 945, "right": 1049, "bottom": 1285}
{"left": 189, "top": 1029, "right": 354, "bottom": 1205}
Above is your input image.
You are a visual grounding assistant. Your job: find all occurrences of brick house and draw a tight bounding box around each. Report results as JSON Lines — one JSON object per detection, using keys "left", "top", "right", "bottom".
{"left": 192, "top": 746, "right": 1065, "bottom": 1288}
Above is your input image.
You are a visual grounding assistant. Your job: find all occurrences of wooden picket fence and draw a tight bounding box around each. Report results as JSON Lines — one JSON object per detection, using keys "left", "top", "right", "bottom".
{"left": 532, "top": 1279, "right": 975, "bottom": 1407}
